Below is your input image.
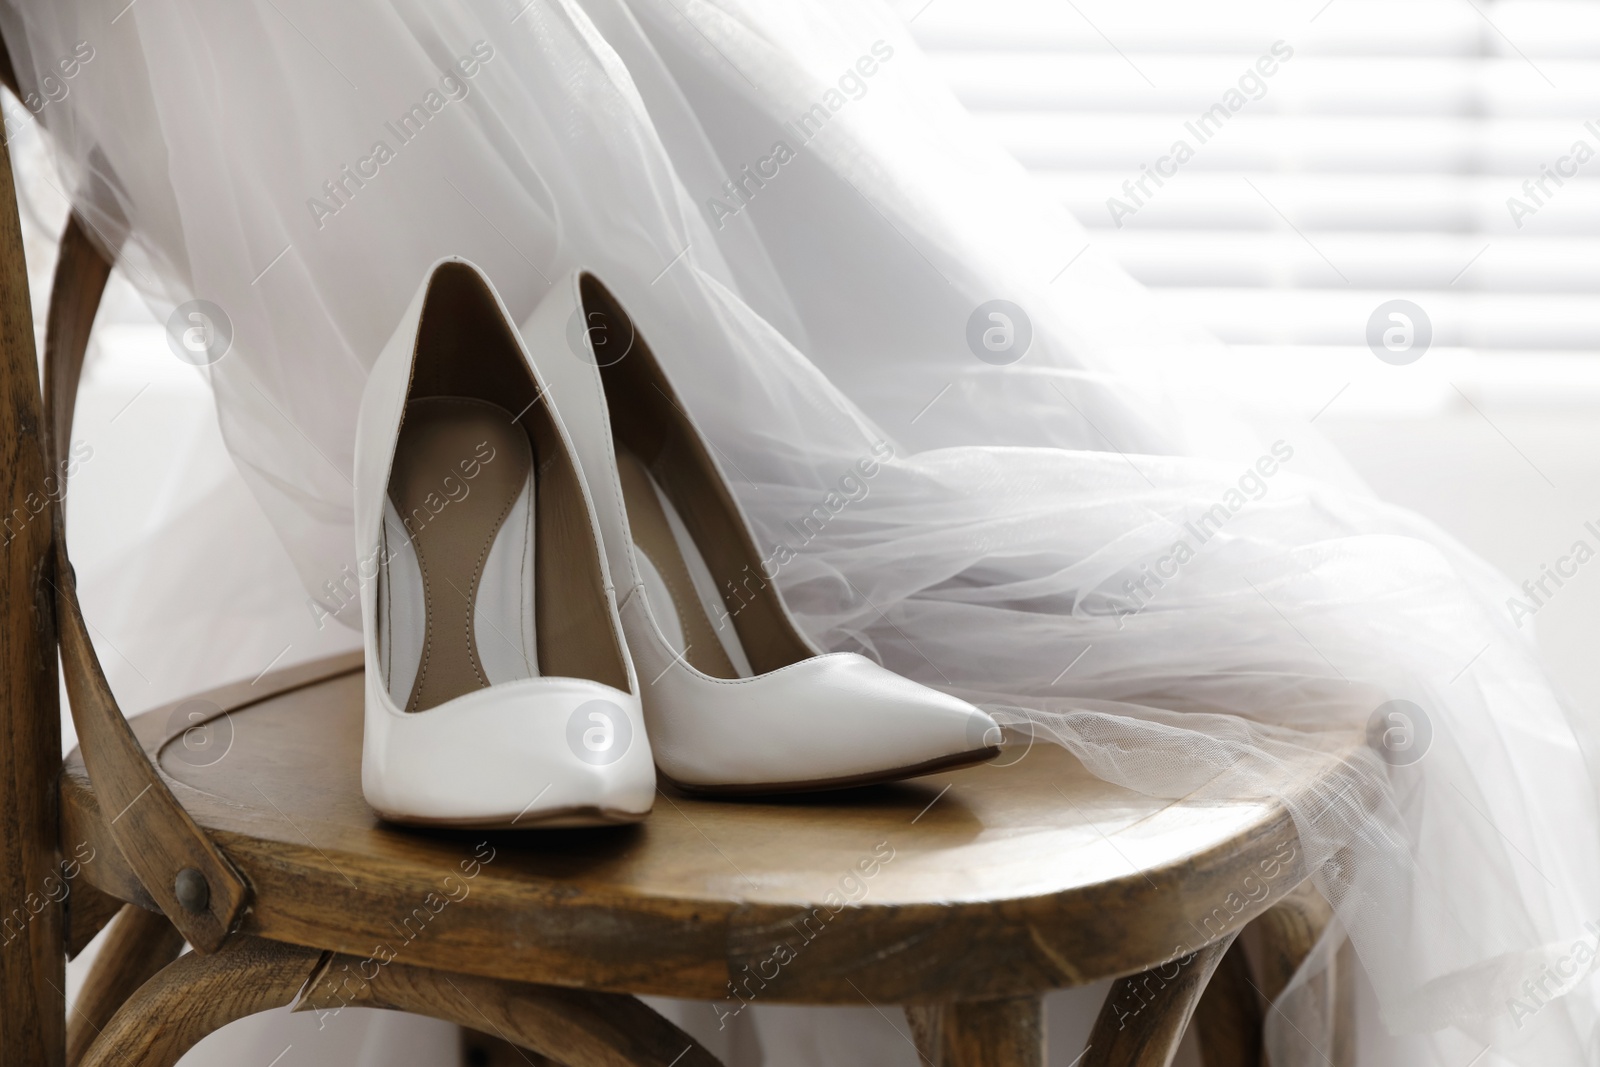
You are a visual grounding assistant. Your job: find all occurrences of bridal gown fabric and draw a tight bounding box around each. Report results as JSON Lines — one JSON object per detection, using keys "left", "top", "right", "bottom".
{"left": 3, "top": 0, "right": 1599, "bottom": 1063}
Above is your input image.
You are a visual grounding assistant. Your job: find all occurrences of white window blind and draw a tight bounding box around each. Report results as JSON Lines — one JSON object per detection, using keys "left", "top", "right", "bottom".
{"left": 908, "top": 0, "right": 1600, "bottom": 412}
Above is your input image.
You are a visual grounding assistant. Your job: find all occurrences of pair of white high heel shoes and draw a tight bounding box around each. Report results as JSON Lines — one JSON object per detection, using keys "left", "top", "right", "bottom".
{"left": 356, "top": 260, "right": 1000, "bottom": 827}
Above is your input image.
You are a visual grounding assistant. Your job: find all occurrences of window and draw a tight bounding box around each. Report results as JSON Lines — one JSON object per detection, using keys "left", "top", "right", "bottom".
{"left": 911, "top": 0, "right": 1600, "bottom": 413}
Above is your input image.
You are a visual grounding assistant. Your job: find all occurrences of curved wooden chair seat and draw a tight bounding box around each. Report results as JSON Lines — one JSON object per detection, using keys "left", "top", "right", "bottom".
{"left": 59, "top": 649, "right": 1342, "bottom": 1067}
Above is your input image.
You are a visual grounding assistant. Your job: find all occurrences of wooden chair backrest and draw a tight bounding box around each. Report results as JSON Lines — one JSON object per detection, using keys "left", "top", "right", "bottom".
{"left": 44, "top": 218, "right": 249, "bottom": 947}
{"left": 0, "top": 51, "right": 67, "bottom": 1064}
{"left": 0, "top": 42, "right": 251, "bottom": 1062}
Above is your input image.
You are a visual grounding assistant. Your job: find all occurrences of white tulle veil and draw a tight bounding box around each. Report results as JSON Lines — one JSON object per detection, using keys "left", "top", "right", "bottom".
{"left": 3, "top": 0, "right": 1598, "bottom": 1062}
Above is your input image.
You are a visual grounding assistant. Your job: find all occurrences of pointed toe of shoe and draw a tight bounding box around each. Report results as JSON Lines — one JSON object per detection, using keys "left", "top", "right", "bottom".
{"left": 649, "top": 653, "right": 1000, "bottom": 793}
{"left": 797, "top": 656, "right": 1003, "bottom": 785}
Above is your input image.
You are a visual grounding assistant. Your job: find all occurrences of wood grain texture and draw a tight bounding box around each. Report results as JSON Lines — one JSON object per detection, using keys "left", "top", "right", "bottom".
{"left": 60, "top": 651, "right": 1338, "bottom": 1005}
{"left": 937, "top": 997, "right": 1045, "bottom": 1067}
{"left": 907, "top": 999, "right": 1045, "bottom": 1067}
{"left": 43, "top": 211, "right": 249, "bottom": 953}
{"left": 76, "top": 935, "right": 323, "bottom": 1067}
{"left": 1192, "top": 940, "right": 1262, "bottom": 1067}
{"left": 66, "top": 905, "right": 185, "bottom": 1067}
{"left": 1243, "top": 881, "right": 1331, "bottom": 1006}
{"left": 65, "top": 879, "right": 126, "bottom": 960}
{"left": 43, "top": 215, "right": 109, "bottom": 475}
{"left": 906, "top": 1004, "right": 941, "bottom": 1063}
{"left": 1238, "top": 883, "right": 1348, "bottom": 1067}
{"left": 0, "top": 89, "right": 65, "bottom": 1067}
{"left": 1081, "top": 935, "right": 1236, "bottom": 1067}
{"left": 297, "top": 954, "right": 724, "bottom": 1067}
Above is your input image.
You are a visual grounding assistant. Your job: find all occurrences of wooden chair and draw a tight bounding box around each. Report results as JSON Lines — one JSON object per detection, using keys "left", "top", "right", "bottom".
{"left": 0, "top": 56, "right": 1350, "bottom": 1067}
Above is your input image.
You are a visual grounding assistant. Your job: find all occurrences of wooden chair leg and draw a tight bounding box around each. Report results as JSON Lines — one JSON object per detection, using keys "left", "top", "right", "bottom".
{"left": 944, "top": 997, "right": 1045, "bottom": 1067}
{"left": 76, "top": 935, "right": 324, "bottom": 1067}
{"left": 1080, "top": 935, "right": 1236, "bottom": 1067}
{"left": 0, "top": 45, "right": 65, "bottom": 1062}
{"left": 1242, "top": 880, "right": 1348, "bottom": 1067}
{"left": 905, "top": 996, "right": 1044, "bottom": 1067}
{"left": 1244, "top": 881, "right": 1331, "bottom": 1006}
{"left": 67, "top": 904, "right": 186, "bottom": 1066}
{"left": 906, "top": 1005, "right": 941, "bottom": 1063}
{"left": 1332, "top": 938, "right": 1355, "bottom": 1067}
{"left": 298, "top": 953, "right": 723, "bottom": 1067}
{"left": 65, "top": 882, "right": 128, "bottom": 960}
{"left": 1192, "top": 940, "right": 1262, "bottom": 1067}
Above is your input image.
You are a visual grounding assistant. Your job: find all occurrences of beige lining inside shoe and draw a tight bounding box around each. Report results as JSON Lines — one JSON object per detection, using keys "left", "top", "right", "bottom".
{"left": 586, "top": 276, "right": 816, "bottom": 679}
{"left": 617, "top": 447, "right": 753, "bottom": 678}
{"left": 388, "top": 397, "right": 532, "bottom": 711}
{"left": 380, "top": 263, "right": 629, "bottom": 712}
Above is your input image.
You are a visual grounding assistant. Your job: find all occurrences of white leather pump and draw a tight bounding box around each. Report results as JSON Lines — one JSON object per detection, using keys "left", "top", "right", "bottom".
{"left": 355, "top": 259, "right": 655, "bottom": 827}
{"left": 519, "top": 271, "right": 1001, "bottom": 793}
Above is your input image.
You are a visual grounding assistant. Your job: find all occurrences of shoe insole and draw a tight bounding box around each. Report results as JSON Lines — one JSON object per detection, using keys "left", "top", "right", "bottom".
{"left": 617, "top": 448, "right": 753, "bottom": 679}
{"left": 388, "top": 397, "right": 534, "bottom": 711}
